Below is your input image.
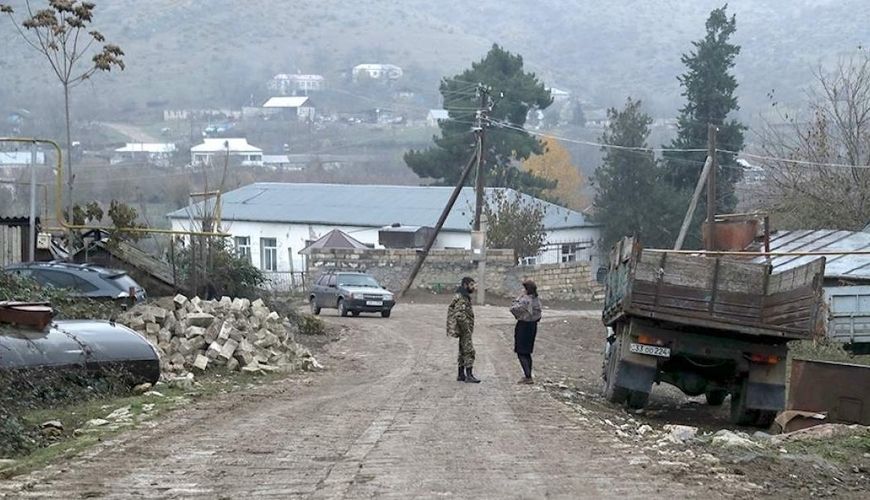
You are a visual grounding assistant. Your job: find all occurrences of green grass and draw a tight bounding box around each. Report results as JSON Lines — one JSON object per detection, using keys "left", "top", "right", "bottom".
{"left": 782, "top": 429, "right": 870, "bottom": 465}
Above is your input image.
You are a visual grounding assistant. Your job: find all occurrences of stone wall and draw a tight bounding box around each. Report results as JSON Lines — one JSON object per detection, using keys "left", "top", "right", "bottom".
{"left": 510, "top": 261, "right": 604, "bottom": 302}
{"left": 306, "top": 248, "right": 604, "bottom": 302}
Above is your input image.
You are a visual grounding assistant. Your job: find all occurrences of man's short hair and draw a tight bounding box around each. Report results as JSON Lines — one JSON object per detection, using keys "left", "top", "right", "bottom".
{"left": 461, "top": 276, "right": 475, "bottom": 287}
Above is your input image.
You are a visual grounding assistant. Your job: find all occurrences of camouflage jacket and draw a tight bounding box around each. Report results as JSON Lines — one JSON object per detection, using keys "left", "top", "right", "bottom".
{"left": 446, "top": 288, "right": 474, "bottom": 338}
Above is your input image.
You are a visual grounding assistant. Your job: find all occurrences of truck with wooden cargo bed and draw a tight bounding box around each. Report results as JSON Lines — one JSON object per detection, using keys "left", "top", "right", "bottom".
{"left": 601, "top": 238, "right": 826, "bottom": 426}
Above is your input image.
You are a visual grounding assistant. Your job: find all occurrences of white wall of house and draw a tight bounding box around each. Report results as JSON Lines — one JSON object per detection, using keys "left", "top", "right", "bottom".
{"left": 168, "top": 218, "right": 600, "bottom": 274}
{"left": 535, "top": 227, "right": 602, "bottom": 268}
{"left": 191, "top": 151, "right": 263, "bottom": 166}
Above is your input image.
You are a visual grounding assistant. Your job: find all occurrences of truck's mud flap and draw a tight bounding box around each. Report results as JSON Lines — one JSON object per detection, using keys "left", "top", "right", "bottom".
{"left": 616, "top": 360, "right": 656, "bottom": 393}
{"left": 746, "top": 382, "right": 785, "bottom": 411}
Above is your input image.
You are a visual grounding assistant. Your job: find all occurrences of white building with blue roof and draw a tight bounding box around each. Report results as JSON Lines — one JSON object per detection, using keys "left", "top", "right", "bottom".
{"left": 166, "top": 183, "right": 602, "bottom": 274}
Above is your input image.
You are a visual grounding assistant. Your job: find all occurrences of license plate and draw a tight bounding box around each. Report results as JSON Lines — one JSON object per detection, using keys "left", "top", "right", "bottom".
{"left": 630, "top": 343, "right": 671, "bottom": 358}
{"left": 366, "top": 300, "right": 383, "bottom": 306}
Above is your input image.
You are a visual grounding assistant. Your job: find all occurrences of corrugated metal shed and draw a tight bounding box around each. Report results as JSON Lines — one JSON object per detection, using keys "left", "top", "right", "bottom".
{"left": 166, "top": 183, "right": 596, "bottom": 232}
{"left": 749, "top": 229, "right": 870, "bottom": 281}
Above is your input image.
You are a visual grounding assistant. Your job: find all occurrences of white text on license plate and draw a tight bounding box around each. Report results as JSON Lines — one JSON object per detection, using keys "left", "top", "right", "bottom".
{"left": 630, "top": 343, "right": 671, "bottom": 358}
{"left": 366, "top": 300, "right": 383, "bottom": 306}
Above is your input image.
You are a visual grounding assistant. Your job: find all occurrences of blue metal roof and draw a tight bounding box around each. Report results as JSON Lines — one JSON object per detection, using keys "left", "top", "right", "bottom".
{"left": 166, "top": 183, "right": 595, "bottom": 231}
{"left": 750, "top": 229, "right": 870, "bottom": 281}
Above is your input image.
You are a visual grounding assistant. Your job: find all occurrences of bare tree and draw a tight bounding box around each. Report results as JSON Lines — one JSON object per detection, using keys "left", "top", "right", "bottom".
{"left": 758, "top": 50, "right": 870, "bottom": 230}
{"left": 0, "top": 1, "right": 124, "bottom": 239}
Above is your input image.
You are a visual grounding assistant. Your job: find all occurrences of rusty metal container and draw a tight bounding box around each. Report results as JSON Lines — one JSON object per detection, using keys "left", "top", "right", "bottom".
{"left": 788, "top": 358, "right": 870, "bottom": 425}
{"left": 703, "top": 218, "right": 760, "bottom": 251}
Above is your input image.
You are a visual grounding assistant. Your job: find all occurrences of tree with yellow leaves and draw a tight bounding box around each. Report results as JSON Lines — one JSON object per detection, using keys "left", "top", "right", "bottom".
{"left": 522, "top": 137, "right": 586, "bottom": 210}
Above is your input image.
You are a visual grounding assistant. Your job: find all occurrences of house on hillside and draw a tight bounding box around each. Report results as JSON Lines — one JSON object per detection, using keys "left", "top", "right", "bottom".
{"left": 426, "top": 109, "right": 449, "bottom": 127}
{"left": 262, "top": 96, "right": 315, "bottom": 122}
{"left": 190, "top": 138, "right": 263, "bottom": 167}
{"left": 268, "top": 74, "right": 325, "bottom": 96}
{"left": 547, "top": 87, "right": 571, "bottom": 102}
{"left": 352, "top": 64, "right": 403, "bottom": 81}
{"left": 166, "top": 183, "right": 602, "bottom": 276}
{"left": 584, "top": 108, "right": 610, "bottom": 128}
{"left": 111, "top": 143, "right": 177, "bottom": 167}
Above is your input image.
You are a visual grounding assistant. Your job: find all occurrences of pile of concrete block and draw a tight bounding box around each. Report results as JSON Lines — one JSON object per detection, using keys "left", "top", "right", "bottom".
{"left": 119, "top": 295, "right": 321, "bottom": 375}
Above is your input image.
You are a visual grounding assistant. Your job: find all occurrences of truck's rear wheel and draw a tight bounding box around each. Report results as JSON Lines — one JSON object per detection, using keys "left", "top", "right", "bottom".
{"left": 627, "top": 390, "right": 649, "bottom": 410}
{"left": 604, "top": 335, "right": 629, "bottom": 404}
{"left": 755, "top": 410, "right": 776, "bottom": 428}
{"left": 705, "top": 389, "right": 728, "bottom": 406}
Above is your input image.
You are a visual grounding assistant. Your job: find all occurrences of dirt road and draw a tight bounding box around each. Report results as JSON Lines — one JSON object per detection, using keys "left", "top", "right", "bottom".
{"left": 0, "top": 302, "right": 838, "bottom": 499}
{"left": 103, "top": 123, "right": 160, "bottom": 143}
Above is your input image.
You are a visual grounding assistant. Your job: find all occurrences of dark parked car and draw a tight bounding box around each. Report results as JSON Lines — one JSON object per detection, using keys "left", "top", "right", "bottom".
{"left": 3, "top": 261, "right": 146, "bottom": 301}
{"left": 309, "top": 270, "right": 395, "bottom": 318}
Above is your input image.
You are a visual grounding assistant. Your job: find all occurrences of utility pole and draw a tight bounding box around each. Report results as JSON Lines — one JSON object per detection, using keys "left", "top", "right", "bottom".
{"left": 706, "top": 124, "right": 718, "bottom": 251}
{"left": 673, "top": 157, "right": 711, "bottom": 251}
{"left": 473, "top": 85, "right": 490, "bottom": 305}
{"left": 29, "top": 142, "right": 37, "bottom": 262}
{"left": 473, "top": 86, "right": 488, "bottom": 231}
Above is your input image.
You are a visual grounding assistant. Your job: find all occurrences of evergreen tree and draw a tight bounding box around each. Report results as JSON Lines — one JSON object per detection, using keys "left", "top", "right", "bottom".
{"left": 592, "top": 98, "right": 687, "bottom": 249}
{"left": 405, "top": 44, "right": 554, "bottom": 196}
{"left": 663, "top": 5, "right": 746, "bottom": 214}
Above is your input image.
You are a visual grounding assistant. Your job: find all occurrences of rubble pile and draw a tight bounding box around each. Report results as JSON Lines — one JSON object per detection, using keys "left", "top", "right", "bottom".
{"left": 120, "top": 295, "right": 321, "bottom": 376}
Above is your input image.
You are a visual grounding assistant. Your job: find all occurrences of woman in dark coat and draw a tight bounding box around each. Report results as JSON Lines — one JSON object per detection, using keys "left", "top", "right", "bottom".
{"left": 510, "top": 280, "right": 542, "bottom": 384}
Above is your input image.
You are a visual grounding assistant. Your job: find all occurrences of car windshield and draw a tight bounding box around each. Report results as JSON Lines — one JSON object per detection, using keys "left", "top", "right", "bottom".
{"left": 338, "top": 274, "right": 381, "bottom": 288}
{"left": 106, "top": 273, "right": 141, "bottom": 292}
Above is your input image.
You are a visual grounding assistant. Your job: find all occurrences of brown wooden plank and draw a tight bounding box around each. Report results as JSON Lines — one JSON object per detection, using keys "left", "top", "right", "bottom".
{"left": 767, "top": 259, "right": 825, "bottom": 294}
{"left": 625, "top": 306, "right": 811, "bottom": 339}
{"left": 636, "top": 252, "right": 769, "bottom": 294}
{"left": 632, "top": 282, "right": 765, "bottom": 311}
{"left": 632, "top": 293, "right": 763, "bottom": 317}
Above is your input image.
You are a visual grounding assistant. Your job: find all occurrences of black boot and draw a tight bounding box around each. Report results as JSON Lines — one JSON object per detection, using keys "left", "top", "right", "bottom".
{"left": 465, "top": 367, "right": 481, "bottom": 383}
{"left": 457, "top": 366, "right": 466, "bottom": 382}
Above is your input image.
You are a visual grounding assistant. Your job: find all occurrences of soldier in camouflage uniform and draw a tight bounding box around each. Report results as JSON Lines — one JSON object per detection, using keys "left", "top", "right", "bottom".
{"left": 446, "top": 276, "right": 480, "bottom": 383}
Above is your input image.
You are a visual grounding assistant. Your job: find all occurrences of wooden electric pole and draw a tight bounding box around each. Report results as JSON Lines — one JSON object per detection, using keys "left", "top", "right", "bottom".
{"left": 473, "top": 86, "right": 489, "bottom": 305}
{"left": 473, "top": 86, "right": 488, "bottom": 232}
{"left": 706, "top": 124, "right": 718, "bottom": 251}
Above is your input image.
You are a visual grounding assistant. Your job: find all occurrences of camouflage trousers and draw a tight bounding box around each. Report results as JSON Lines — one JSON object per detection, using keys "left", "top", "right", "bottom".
{"left": 457, "top": 329, "right": 475, "bottom": 368}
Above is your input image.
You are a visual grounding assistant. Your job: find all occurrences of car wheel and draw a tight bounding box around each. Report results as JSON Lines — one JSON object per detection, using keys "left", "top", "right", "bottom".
{"left": 381, "top": 310, "right": 391, "bottom": 318}
{"left": 338, "top": 299, "right": 348, "bottom": 317}
{"left": 310, "top": 297, "right": 321, "bottom": 315}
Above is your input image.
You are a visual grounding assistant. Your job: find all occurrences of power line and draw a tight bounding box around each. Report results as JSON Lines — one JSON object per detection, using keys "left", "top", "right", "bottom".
{"left": 484, "top": 118, "right": 709, "bottom": 154}
{"left": 719, "top": 149, "right": 870, "bottom": 170}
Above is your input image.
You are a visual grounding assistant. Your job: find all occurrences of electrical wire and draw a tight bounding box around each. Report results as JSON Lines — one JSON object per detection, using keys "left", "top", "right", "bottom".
{"left": 485, "top": 118, "right": 709, "bottom": 154}
{"left": 719, "top": 149, "right": 870, "bottom": 170}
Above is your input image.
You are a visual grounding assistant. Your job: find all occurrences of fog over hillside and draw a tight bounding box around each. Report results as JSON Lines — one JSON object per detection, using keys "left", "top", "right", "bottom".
{"left": 0, "top": 0, "right": 866, "bottom": 122}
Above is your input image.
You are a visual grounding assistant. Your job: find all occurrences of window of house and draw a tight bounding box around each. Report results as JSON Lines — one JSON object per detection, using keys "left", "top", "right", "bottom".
{"left": 260, "top": 237, "right": 278, "bottom": 271}
{"left": 520, "top": 256, "right": 538, "bottom": 266}
{"left": 561, "top": 244, "right": 578, "bottom": 263}
{"left": 234, "top": 236, "right": 251, "bottom": 262}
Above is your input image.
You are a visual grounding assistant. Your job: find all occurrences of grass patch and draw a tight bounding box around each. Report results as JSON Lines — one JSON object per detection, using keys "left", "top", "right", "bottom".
{"left": 781, "top": 429, "right": 870, "bottom": 466}
{"left": 0, "top": 368, "right": 291, "bottom": 479}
